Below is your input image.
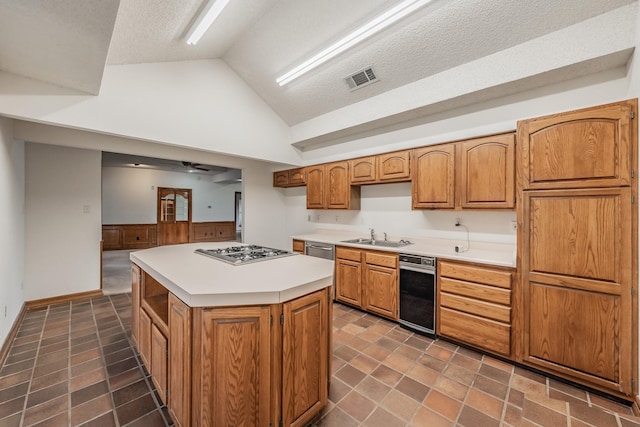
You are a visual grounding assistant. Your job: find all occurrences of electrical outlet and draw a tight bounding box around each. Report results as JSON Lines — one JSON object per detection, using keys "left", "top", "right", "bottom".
{"left": 335, "top": 215, "right": 339, "bottom": 222}
{"left": 455, "top": 218, "right": 462, "bottom": 226}
{"left": 455, "top": 245, "right": 462, "bottom": 252}
{"left": 4, "top": 305, "right": 7, "bottom": 318}
{"left": 511, "top": 220, "right": 517, "bottom": 232}
{"left": 307, "top": 215, "right": 311, "bottom": 222}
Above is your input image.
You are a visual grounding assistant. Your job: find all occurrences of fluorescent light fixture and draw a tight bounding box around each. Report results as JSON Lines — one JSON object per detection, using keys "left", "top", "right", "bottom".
{"left": 276, "top": 0, "right": 433, "bottom": 86}
{"left": 185, "top": 0, "right": 231, "bottom": 45}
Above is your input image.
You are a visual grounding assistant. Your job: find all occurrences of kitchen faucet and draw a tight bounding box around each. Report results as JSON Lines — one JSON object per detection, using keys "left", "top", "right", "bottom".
{"left": 370, "top": 228, "right": 375, "bottom": 242}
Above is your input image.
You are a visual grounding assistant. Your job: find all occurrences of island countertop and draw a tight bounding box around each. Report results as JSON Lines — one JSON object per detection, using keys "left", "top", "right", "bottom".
{"left": 130, "top": 242, "right": 334, "bottom": 307}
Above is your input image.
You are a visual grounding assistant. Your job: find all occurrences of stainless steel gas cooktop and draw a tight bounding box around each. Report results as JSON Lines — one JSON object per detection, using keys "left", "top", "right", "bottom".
{"left": 195, "top": 245, "right": 297, "bottom": 265}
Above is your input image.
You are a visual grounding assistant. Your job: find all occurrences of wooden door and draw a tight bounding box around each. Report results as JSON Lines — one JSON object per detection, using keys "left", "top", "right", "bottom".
{"left": 282, "top": 288, "right": 329, "bottom": 427}
{"left": 325, "top": 161, "right": 351, "bottom": 209}
{"left": 306, "top": 165, "right": 325, "bottom": 209}
{"left": 363, "top": 264, "right": 398, "bottom": 320}
{"left": 517, "top": 100, "right": 635, "bottom": 190}
{"left": 151, "top": 324, "right": 168, "bottom": 404}
{"left": 349, "top": 157, "right": 376, "bottom": 184}
{"left": 131, "top": 264, "right": 141, "bottom": 348}
{"left": 158, "top": 188, "right": 191, "bottom": 245}
{"left": 459, "top": 134, "right": 515, "bottom": 209}
{"left": 138, "top": 309, "right": 152, "bottom": 368}
{"left": 377, "top": 150, "right": 410, "bottom": 182}
{"left": 168, "top": 294, "right": 192, "bottom": 427}
{"left": 412, "top": 144, "right": 456, "bottom": 209}
{"left": 335, "top": 258, "right": 362, "bottom": 308}
{"left": 521, "top": 187, "right": 633, "bottom": 396}
{"left": 194, "top": 306, "right": 271, "bottom": 426}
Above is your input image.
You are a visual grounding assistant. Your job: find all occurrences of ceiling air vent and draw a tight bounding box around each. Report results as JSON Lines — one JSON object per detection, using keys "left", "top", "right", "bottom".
{"left": 344, "top": 66, "right": 378, "bottom": 91}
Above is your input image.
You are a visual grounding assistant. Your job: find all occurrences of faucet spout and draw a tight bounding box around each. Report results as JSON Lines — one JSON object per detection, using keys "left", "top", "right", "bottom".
{"left": 369, "top": 228, "right": 375, "bottom": 242}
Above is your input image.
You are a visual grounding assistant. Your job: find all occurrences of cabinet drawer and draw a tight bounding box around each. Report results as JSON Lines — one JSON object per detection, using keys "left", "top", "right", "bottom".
{"left": 440, "top": 292, "right": 510, "bottom": 323}
{"left": 440, "top": 261, "right": 512, "bottom": 289}
{"left": 440, "top": 277, "right": 510, "bottom": 305}
{"left": 336, "top": 246, "right": 362, "bottom": 262}
{"left": 364, "top": 251, "right": 397, "bottom": 268}
{"left": 440, "top": 307, "right": 510, "bottom": 356}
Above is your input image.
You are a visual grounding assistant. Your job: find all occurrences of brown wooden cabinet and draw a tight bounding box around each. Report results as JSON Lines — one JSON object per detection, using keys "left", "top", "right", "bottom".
{"left": 516, "top": 99, "right": 637, "bottom": 399}
{"left": 349, "top": 150, "right": 411, "bottom": 185}
{"left": 335, "top": 247, "right": 363, "bottom": 307}
{"left": 193, "top": 305, "right": 272, "bottom": 426}
{"left": 282, "top": 288, "right": 329, "bottom": 427}
{"left": 168, "top": 294, "right": 191, "bottom": 427}
{"left": 190, "top": 221, "right": 236, "bottom": 243}
{"left": 306, "top": 162, "right": 360, "bottom": 210}
{"left": 437, "top": 260, "right": 514, "bottom": 357}
{"left": 102, "top": 224, "right": 157, "bottom": 250}
{"left": 273, "top": 168, "right": 306, "bottom": 188}
{"left": 363, "top": 251, "right": 398, "bottom": 321}
{"left": 132, "top": 264, "right": 332, "bottom": 426}
{"left": 412, "top": 133, "right": 515, "bottom": 210}
{"left": 292, "top": 239, "right": 305, "bottom": 254}
{"left": 412, "top": 144, "right": 456, "bottom": 209}
{"left": 131, "top": 264, "right": 141, "bottom": 349}
{"left": 335, "top": 246, "right": 398, "bottom": 321}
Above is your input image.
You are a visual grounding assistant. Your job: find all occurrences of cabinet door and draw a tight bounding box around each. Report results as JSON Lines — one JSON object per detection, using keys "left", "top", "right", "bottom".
{"left": 273, "top": 170, "right": 289, "bottom": 187}
{"left": 292, "top": 239, "right": 305, "bottom": 254}
{"left": 306, "top": 165, "right": 325, "bottom": 209}
{"left": 377, "top": 150, "right": 410, "bottom": 182}
{"left": 364, "top": 264, "right": 398, "bottom": 320}
{"left": 335, "top": 258, "right": 362, "bottom": 308}
{"left": 288, "top": 168, "right": 306, "bottom": 186}
{"left": 194, "top": 306, "right": 271, "bottom": 426}
{"left": 521, "top": 187, "right": 633, "bottom": 396}
{"left": 459, "top": 134, "right": 515, "bottom": 209}
{"left": 131, "top": 264, "right": 141, "bottom": 348}
{"left": 151, "top": 324, "right": 168, "bottom": 404}
{"left": 517, "top": 99, "right": 636, "bottom": 190}
{"left": 349, "top": 157, "right": 376, "bottom": 184}
{"left": 192, "top": 223, "right": 215, "bottom": 242}
{"left": 282, "top": 288, "right": 329, "bottom": 427}
{"left": 412, "top": 144, "right": 456, "bottom": 209}
{"left": 168, "top": 294, "right": 191, "bottom": 427}
{"left": 325, "top": 161, "right": 352, "bottom": 209}
{"left": 102, "top": 227, "right": 121, "bottom": 250}
{"left": 138, "top": 309, "right": 152, "bottom": 369}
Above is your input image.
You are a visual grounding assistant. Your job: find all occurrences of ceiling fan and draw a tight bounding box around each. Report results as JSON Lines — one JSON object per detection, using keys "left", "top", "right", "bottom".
{"left": 182, "top": 161, "right": 210, "bottom": 171}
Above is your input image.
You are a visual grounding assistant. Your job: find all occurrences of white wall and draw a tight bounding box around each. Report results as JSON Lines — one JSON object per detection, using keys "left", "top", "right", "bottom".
{"left": 0, "top": 118, "right": 24, "bottom": 349}
{"left": 24, "top": 143, "right": 102, "bottom": 301}
{"left": 102, "top": 167, "right": 241, "bottom": 224}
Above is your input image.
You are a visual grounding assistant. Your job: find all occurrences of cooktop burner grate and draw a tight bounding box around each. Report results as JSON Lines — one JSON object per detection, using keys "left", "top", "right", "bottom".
{"left": 195, "top": 245, "right": 297, "bottom": 265}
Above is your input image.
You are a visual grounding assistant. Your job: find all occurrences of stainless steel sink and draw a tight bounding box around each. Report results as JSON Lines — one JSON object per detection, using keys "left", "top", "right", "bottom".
{"left": 340, "top": 238, "right": 412, "bottom": 248}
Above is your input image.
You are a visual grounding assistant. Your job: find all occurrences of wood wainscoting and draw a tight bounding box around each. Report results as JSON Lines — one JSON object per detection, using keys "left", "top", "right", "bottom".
{"left": 103, "top": 221, "right": 236, "bottom": 251}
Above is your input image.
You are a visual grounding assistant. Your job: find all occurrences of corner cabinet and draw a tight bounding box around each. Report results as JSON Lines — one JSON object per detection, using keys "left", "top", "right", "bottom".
{"left": 306, "top": 162, "right": 361, "bottom": 210}
{"left": 516, "top": 99, "right": 638, "bottom": 399}
{"left": 131, "top": 265, "right": 332, "bottom": 427}
{"left": 412, "top": 133, "right": 515, "bottom": 210}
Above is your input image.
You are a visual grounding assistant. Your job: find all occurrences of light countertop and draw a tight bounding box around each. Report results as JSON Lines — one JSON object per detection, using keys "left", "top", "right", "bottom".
{"left": 130, "top": 242, "right": 334, "bottom": 307}
{"left": 294, "top": 230, "right": 516, "bottom": 268}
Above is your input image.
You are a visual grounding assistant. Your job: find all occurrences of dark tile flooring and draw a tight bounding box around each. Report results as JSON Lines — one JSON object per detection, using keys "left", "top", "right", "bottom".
{"left": 0, "top": 294, "right": 171, "bottom": 427}
{"left": 1, "top": 294, "right": 640, "bottom": 426}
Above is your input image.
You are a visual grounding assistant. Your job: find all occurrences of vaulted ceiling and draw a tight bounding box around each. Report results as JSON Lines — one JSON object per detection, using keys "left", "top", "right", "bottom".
{"left": 0, "top": 0, "right": 637, "bottom": 156}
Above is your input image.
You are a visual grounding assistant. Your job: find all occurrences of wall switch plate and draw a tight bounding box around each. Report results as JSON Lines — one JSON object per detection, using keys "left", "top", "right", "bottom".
{"left": 82, "top": 205, "right": 91, "bottom": 213}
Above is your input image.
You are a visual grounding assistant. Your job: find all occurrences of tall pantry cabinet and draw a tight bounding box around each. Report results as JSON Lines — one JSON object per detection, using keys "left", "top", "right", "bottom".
{"left": 516, "top": 99, "right": 638, "bottom": 399}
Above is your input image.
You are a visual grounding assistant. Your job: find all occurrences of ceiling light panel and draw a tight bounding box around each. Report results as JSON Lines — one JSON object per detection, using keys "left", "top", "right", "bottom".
{"left": 276, "top": 0, "right": 434, "bottom": 86}
{"left": 185, "top": 0, "right": 231, "bottom": 45}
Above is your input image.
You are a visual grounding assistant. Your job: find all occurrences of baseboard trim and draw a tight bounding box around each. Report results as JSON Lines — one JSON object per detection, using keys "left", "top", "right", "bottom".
{"left": 0, "top": 303, "right": 27, "bottom": 369}
{"left": 26, "top": 290, "right": 103, "bottom": 309}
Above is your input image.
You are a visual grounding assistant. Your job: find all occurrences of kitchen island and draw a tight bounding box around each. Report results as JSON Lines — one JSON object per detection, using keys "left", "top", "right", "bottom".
{"left": 130, "top": 242, "right": 334, "bottom": 427}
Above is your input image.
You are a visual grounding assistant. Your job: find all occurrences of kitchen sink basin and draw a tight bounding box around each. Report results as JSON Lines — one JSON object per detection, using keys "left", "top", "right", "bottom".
{"left": 340, "top": 238, "right": 412, "bottom": 248}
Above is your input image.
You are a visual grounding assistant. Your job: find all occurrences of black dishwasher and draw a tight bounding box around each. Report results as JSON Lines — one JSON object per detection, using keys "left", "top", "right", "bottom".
{"left": 398, "top": 253, "right": 436, "bottom": 336}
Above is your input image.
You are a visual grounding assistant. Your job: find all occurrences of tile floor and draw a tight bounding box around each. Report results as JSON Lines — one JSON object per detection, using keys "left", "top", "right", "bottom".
{"left": 1, "top": 295, "right": 640, "bottom": 426}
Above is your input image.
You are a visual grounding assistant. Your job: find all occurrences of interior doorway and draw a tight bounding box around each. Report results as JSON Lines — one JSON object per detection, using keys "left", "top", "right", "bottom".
{"left": 235, "top": 191, "right": 242, "bottom": 242}
{"left": 158, "top": 187, "right": 192, "bottom": 245}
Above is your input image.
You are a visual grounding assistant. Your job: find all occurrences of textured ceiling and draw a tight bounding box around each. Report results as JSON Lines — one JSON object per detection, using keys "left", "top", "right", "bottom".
{"left": 0, "top": 0, "right": 636, "bottom": 128}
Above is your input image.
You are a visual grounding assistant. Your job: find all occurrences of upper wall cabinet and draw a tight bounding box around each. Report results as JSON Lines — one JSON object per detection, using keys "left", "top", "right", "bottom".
{"left": 273, "top": 167, "right": 306, "bottom": 188}
{"left": 349, "top": 150, "right": 411, "bottom": 185}
{"left": 412, "top": 133, "right": 515, "bottom": 210}
{"left": 307, "top": 162, "right": 361, "bottom": 210}
{"left": 517, "top": 100, "right": 635, "bottom": 190}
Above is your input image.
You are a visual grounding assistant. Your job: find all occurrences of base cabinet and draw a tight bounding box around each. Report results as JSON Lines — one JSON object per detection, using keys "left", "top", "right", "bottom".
{"left": 132, "top": 264, "right": 331, "bottom": 427}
